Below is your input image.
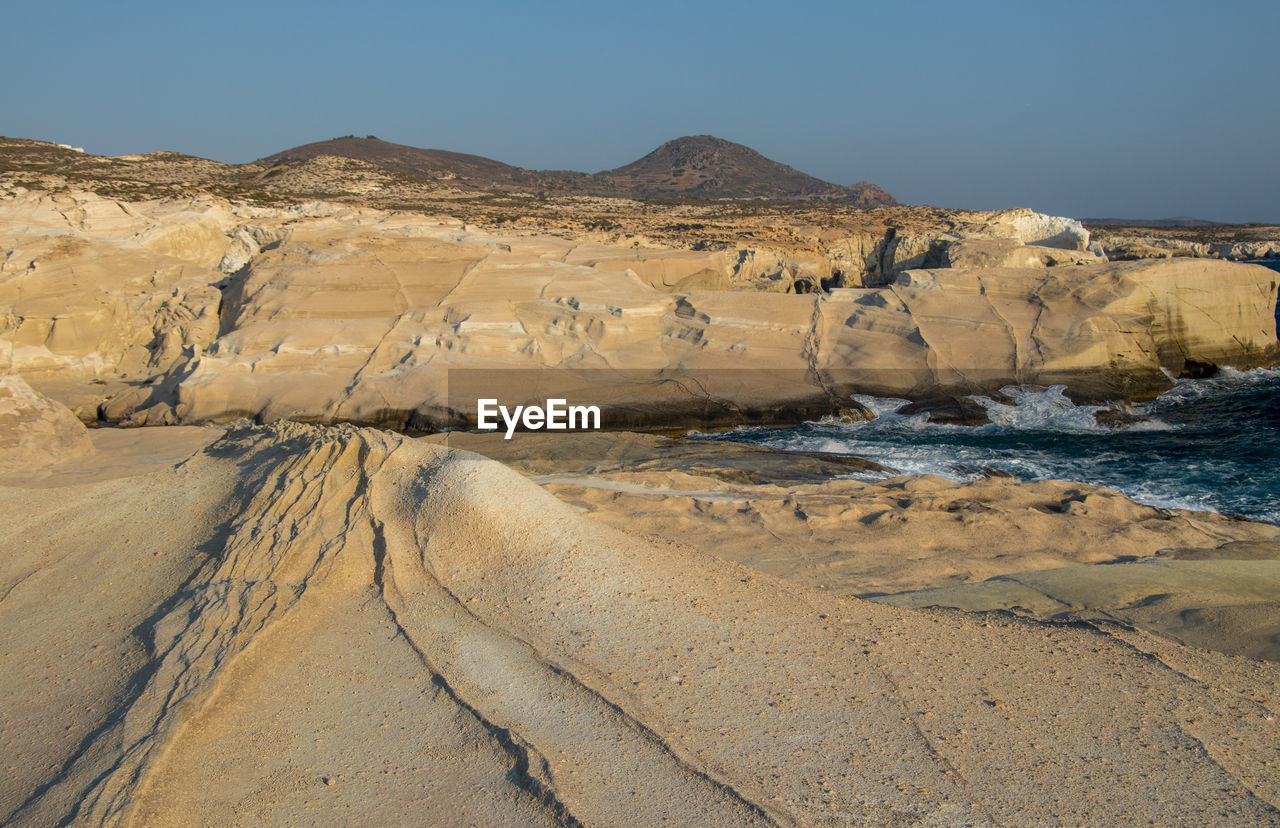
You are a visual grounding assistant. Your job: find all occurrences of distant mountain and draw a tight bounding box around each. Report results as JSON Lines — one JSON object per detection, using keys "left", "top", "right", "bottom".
{"left": 598, "top": 136, "right": 895, "bottom": 206}
{"left": 258, "top": 135, "right": 895, "bottom": 206}
{"left": 1084, "top": 216, "right": 1224, "bottom": 228}
{"left": 258, "top": 135, "right": 591, "bottom": 192}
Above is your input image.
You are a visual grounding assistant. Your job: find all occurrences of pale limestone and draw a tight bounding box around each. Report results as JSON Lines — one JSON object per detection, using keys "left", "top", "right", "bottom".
{"left": 0, "top": 374, "right": 94, "bottom": 473}
{"left": 2, "top": 191, "right": 1276, "bottom": 428}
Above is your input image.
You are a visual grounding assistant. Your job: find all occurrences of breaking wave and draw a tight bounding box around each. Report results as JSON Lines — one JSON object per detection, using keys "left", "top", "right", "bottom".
{"left": 691, "top": 369, "right": 1280, "bottom": 524}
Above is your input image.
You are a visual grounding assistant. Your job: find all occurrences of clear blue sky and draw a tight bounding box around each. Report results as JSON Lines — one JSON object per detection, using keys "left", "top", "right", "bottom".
{"left": 3, "top": 0, "right": 1277, "bottom": 221}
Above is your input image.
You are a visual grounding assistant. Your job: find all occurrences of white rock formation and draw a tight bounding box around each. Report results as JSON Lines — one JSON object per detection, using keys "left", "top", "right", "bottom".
{"left": 1000, "top": 209, "right": 1091, "bottom": 250}
{"left": 0, "top": 374, "right": 94, "bottom": 473}
{"left": 2, "top": 192, "right": 1275, "bottom": 429}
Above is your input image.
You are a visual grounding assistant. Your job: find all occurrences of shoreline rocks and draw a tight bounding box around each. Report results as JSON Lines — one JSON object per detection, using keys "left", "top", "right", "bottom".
{"left": 3, "top": 190, "right": 1277, "bottom": 432}
{"left": 0, "top": 374, "right": 94, "bottom": 473}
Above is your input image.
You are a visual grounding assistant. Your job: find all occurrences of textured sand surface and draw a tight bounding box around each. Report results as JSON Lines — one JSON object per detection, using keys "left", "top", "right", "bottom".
{"left": 4, "top": 423, "right": 1279, "bottom": 825}
{"left": 438, "top": 431, "right": 1280, "bottom": 663}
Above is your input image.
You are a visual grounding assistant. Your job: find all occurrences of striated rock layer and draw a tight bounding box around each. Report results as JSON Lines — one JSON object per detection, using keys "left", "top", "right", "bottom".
{"left": 3, "top": 422, "right": 1279, "bottom": 825}
{"left": 2, "top": 189, "right": 1276, "bottom": 430}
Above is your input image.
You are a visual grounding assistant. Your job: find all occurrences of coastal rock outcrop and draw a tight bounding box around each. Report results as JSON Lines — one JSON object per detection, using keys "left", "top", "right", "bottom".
{"left": 168, "top": 242, "right": 1278, "bottom": 426}
{"left": 459, "top": 428, "right": 1280, "bottom": 661}
{"left": 2, "top": 191, "right": 1277, "bottom": 429}
{"left": 1000, "top": 209, "right": 1090, "bottom": 249}
{"left": 1215, "top": 240, "right": 1280, "bottom": 260}
{"left": 1088, "top": 223, "right": 1280, "bottom": 264}
{"left": 859, "top": 208, "right": 1094, "bottom": 285}
{"left": 0, "top": 190, "right": 262, "bottom": 390}
{"left": 1103, "top": 237, "right": 1212, "bottom": 260}
{"left": 0, "top": 374, "right": 94, "bottom": 473}
{"left": 0, "top": 231, "right": 222, "bottom": 385}
{"left": 937, "top": 237, "right": 1102, "bottom": 269}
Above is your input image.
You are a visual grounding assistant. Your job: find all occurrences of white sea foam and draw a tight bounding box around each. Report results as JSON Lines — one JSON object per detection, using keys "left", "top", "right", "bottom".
{"left": 694, "top": 370, "right": 1279, "bottom": 522}
{"left": 1152, "top": 366, "right": 1280, "bottom": 405}
{"left": 978, "top": 386, "right": 1108, "bottom": 432}
{"left": 836, "top": 386, "right": 1173, "bottom": 436}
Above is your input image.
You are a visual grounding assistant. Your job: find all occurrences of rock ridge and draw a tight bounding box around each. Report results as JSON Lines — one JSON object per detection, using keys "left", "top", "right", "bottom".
{"left": 6, "top": 421, "right": 1279, "bottom": 823}
{"left": 2, "top": 189, "right": 1276, "bottom": 431}
{"left": 259, "top": 134, "right": 897, "bottom": 206}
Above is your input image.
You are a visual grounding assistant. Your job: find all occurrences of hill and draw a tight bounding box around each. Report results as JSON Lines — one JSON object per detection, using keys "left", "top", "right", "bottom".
{"left": 597, "top": 135, "right": 895, "bottom": 206}
{"left": 259, "top": 135, "right": 591, "bottom": 193}
{"left": 258, "top": 134, "right": 896, "bottom": 206}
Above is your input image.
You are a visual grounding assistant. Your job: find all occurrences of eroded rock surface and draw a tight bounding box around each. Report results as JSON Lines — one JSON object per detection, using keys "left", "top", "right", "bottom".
{"left": 0, "top": 374, "right": 94, "bottom": 474}
{"left": 4, "top": 422, "right": 1280, "bottom": 825}
{"left": 2, "top": 190, "right": 1277, "bottom": 430}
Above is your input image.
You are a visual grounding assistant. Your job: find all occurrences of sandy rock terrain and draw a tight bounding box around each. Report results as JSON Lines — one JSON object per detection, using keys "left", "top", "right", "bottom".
{"left": 1087, "top": 222, "right": 1280, "bottom": 263}
{"left": 2, "top": 190, "right": 1274, "bottom": 431}
{"left": 5, "top": 140, "right": 1280, "bottom": 826}
{"left": 3, "top": 422, "right": 1280, "bottom": 825}
{"left": 440, "top": 430, "right": 1280, "bottom": 662}
{"left": 0, "top": 374, "right": 94, "bottom": 474}
{"left": 156, "top": 245, "right": 1280, "bottom": 425}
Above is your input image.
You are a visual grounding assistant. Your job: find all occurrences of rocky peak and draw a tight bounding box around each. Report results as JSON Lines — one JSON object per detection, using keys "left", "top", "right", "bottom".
{"left": 601, "top": 134, "right": 896, "bottom": 206}
{"left": 622, "top": 135, "right": 771, "bottom": 172}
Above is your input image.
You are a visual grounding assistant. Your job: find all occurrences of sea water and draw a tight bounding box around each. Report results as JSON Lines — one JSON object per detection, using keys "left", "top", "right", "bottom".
{"left": 693, "top": 258, "right": 1280, "bottom": 524}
